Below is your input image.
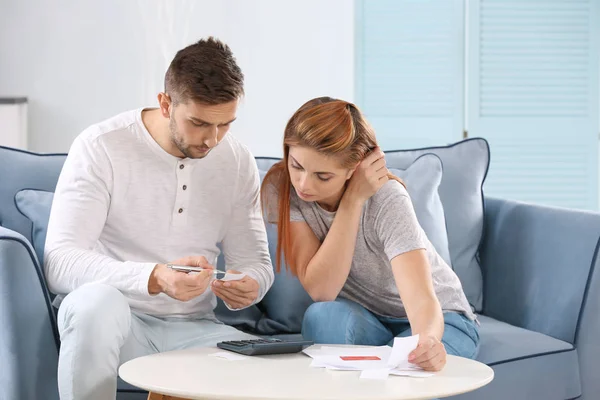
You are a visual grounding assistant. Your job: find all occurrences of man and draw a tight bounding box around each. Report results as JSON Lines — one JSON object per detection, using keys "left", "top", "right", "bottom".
{"left": 44, "top": 37, "right": 274, "bottom": 400}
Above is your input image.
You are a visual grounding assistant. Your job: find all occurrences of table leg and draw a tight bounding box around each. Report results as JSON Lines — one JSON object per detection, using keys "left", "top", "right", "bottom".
{"left": 147, "top": 392, "right": 190, "bottom": 400}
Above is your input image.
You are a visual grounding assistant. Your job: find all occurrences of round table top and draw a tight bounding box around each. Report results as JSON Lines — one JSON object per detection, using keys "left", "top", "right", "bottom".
{"left": 119, "top": 346, "right": 494, "bottom": 400}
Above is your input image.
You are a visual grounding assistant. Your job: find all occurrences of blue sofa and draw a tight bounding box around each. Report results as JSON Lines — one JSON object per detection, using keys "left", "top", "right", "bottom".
{"left": 1, "top": 142, "right": 598, "bottom": 400}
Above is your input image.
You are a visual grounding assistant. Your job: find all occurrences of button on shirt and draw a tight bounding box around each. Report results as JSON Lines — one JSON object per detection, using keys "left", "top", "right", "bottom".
{"left": 44, "top": 108, "right": 274, "bottom": 318}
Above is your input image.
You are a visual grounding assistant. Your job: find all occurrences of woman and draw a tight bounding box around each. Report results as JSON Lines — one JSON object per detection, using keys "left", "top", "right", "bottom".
{"left": 261, "top": 97, "right": 479, "bottom": 372}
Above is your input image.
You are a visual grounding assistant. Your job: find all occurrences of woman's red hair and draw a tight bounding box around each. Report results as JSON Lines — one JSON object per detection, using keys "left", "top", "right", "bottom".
{"left": 260, "top": 97, "right": 404, "bottom": 274}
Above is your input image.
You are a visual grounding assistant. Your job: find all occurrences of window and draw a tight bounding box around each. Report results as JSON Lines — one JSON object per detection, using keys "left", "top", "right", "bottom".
{"left": 357, "top": 0, "right": 600, "bottom": 209}
{"left": 355, "top": 0, "right": 465, "bottom": 149}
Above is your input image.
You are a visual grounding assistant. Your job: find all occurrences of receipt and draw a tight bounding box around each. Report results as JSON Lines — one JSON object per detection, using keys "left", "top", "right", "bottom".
{"left": 219, "top": 272, "right": 246, "bottom": 281}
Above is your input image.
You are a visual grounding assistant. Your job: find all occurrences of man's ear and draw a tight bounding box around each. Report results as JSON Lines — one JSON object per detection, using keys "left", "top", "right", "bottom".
{"left": 157, "top": 92, "right": 172, "bottom": 118}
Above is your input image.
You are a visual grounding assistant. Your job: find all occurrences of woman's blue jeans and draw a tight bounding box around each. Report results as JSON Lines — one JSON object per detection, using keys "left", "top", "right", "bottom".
{"left": 302, "top": 298, "right": 480, "bottom": 358}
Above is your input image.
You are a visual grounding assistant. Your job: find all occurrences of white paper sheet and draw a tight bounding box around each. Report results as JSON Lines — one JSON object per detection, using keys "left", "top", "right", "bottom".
{"left": 387, "top": 335, "right": 420, "bottom": 369}
{"left": 319, "top": 346, "right": 391, "bottom": 357}
{"left": 310, "top": 356, "right": 385, "bottom": 371}
{"left": 302, "top": 335, "right": 434, "bottom": 380}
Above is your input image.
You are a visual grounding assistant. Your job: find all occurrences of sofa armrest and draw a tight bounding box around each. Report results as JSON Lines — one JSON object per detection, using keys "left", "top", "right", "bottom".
{"left": 0, "top": 226, "right": 59, "bottom": 400}
{"left": 480, "top": 197, "right": 600, "bottom": 346}
{"left": 575, "top": 233, "right": 600, "bottom": 399}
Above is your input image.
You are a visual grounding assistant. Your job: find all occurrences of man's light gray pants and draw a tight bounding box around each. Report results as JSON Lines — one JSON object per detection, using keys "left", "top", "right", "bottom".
{"left": 56, "top": 283, "right": 255, "bottom": 400}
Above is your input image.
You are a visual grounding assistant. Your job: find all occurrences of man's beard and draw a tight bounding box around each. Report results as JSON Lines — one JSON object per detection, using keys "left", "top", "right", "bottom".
{"left": 169, "top": 117, "right": 210, "bottom": 159}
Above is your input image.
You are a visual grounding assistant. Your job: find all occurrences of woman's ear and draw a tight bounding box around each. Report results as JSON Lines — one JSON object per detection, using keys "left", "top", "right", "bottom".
{"left": 345, "top": 164, "right": 359, "bottom": 180}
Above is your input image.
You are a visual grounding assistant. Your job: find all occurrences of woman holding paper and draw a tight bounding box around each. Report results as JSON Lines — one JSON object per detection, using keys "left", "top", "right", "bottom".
{"left": 261, "top": 97, "right": 479, "bottom": 372}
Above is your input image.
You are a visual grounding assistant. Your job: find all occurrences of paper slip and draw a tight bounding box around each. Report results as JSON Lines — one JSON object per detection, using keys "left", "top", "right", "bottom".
{"left": 306, "top": 345, "right": 389, "bottom": 369}
{"left": 209, "top": 351, "right": 249, "bottom": 361}
{"left": 303, "top": 335, "right": 433, "bottom": 380}
{"left": 388, "top": 335, "right": 420, "bottom": 370}
{"left": 219, "top": 272, "right": 246, "bottom": 281}
{"left": 305, "top": 345, "right": 390, "bottom": 359}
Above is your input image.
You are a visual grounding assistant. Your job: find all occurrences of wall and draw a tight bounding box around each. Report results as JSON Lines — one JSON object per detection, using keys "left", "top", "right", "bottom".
{"left": 0, "top": 0, "right": 354, "bottom": 156}
{"left": 0, "top": 100, "right": 28, "bottom": 149}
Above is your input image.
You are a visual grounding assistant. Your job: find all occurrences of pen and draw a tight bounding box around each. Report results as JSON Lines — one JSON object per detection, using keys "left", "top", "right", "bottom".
{"left": 167, "top": 264, "right": 227, "bottom": 274}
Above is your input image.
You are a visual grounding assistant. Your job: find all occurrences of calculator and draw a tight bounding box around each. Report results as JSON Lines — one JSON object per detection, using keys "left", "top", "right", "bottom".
{"left": 217, "top": 338, "right": 314, "bottom": 356}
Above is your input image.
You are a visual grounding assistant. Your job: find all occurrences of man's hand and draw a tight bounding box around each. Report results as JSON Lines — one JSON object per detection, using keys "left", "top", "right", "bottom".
{"left": 211, "top": 270, "right": 259, "bottom": 309}
{"left": 408, "top": 334, "right": 447, "bottom": 372}
{"left": 148, "top": 256, "right": 214, "bottom": 301}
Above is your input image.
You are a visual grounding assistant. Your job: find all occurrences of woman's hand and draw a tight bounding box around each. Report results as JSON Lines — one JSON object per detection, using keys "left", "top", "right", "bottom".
{"left": 408, "top": 334, "right": 447, "bottom": 372}
{"left": 344, "top": 147, "right": 388, "bottom": 204}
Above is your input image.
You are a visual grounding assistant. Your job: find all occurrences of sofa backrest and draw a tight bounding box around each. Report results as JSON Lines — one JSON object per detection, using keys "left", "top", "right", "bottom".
{"left": 0, "top": 140, "right": 489, "bottom": 334}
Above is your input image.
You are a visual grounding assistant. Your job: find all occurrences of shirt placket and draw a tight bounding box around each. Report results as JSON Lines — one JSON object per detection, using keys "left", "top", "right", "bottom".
{"left": 173, "top": 160, "right": 191, "bottom": 227}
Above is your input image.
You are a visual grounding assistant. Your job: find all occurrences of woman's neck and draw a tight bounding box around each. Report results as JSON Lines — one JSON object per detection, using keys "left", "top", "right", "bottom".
{"left": 316, "top": 187, "right": 346, "bottom": 212}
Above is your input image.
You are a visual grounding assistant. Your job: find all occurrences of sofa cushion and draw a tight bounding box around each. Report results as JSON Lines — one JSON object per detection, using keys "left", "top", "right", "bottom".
{"left": 475, "top": 315, "right": 573, "bottom": 364}
{"left": 384, "top": 138, "right": 490, "bottom": 312}
{"left": 454, "top": 315, "right": 581, "bottom": 399}
{"left": 0, "top": 146, "right": 66, "bottom": 244}
{"left": 390, "top": 153, "right": 451, "bottom": 266}
{"left": 14, "top": 189, "right": 54, "bottom": 265}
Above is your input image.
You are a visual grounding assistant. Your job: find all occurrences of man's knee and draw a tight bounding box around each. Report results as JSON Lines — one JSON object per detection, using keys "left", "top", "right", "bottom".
{"left": 58, "top": 283, "right": 131, "bottom": 341}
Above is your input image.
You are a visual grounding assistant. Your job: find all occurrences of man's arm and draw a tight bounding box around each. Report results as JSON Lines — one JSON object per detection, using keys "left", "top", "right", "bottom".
{"left": 44, "top": 132, "right": 156, "bottom": 296}
{"left": 216, "top": 153, "right": 274, "bottom": 308}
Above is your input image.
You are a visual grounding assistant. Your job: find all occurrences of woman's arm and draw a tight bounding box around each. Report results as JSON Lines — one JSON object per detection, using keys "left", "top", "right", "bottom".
{"left": 392, "top": 250, "right": 447, "bottom": 371}
{"left": 393, "top": 251, "right": 447, "bottom": 371}
{"left": 374, "top": 183, "right": 447, "bottom": 372}
{"left": 391, "top": 249, "right": 444, "bottom": 340}
{"left": 290, "top": 196, "right": 364, "bottom": 301}
{"left": 290, "top": 148, "right": 388, "bottom": 301}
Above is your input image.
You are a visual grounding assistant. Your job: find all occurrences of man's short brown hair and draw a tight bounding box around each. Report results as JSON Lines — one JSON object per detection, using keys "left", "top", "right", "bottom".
{"left": 164, "top": 37, "right": 244, "bottom": 105}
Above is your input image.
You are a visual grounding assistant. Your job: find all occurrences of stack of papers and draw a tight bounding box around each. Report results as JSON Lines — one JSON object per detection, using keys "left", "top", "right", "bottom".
{"left": 302, "top": 335, "right": 434, "bottom": 380}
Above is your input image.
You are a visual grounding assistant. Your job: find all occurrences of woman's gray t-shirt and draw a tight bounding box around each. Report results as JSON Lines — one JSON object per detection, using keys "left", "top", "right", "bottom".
{"left": 269, "top": 179, "right": 476, "bottom": 321}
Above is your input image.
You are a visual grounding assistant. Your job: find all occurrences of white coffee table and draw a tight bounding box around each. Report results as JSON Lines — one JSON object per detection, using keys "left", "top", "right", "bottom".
{"left": 119, "top": 346, "right": 494, "bottom": 400}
